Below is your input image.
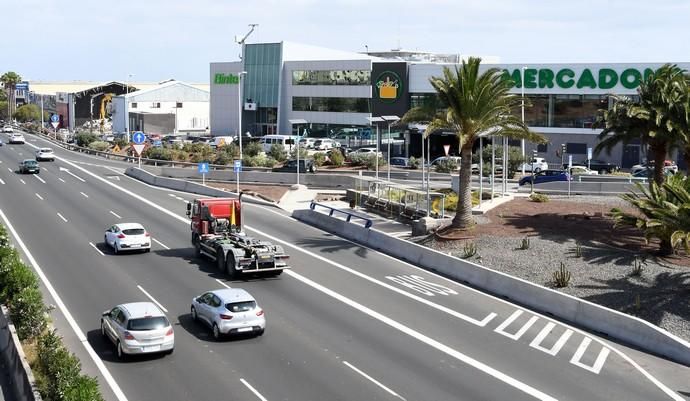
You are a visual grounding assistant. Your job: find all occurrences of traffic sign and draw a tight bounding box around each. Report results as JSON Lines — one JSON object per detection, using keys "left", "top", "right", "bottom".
{"left": 132, "top": 144, "right": 145, "bottom": 156}
{"left": 233, "top": 160, "right": 242, "bottom": 173}
{"left": 153, "top": 140, "right": 162, "bottom": 147}
{"left": 132, "top": 131, "right": 146, "bottom": 144}
{"left": 587, "top": 147, "right": 593, "bottom": 161}
{"left": 51, "top": 122, "right": 59, "bottom": 129}
{"left": 50, "top": 114, "right": 59, "bottom": 123}
{"left": 198, "top": 162, "right": 210, "bottom": 174}
{"left": 568, "top": 154, "right": 573, "bottom": 168}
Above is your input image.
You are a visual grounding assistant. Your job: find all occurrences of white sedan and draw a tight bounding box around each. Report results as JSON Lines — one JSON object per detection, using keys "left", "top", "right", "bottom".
{"left": 104, "top": 223, "right": 151, "bottom": 254}
{"left": 568, "top": 165, "right": 599, "bottom": 175}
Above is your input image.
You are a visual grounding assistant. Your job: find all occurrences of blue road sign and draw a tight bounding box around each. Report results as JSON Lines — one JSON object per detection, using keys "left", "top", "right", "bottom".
{"left": 198, "top": 162, "right": 209, "bottom": 174}
{"left": 50, "top": 114, "right": 59, "bottom": 123}
{"left": 153, "top": 140, "right": 162, "bottom": 147}
{"left": 132, "top": 131, "right": 145, "bottom": 144}
{"left": 233, "top": 160, "right": 242, "bottom": 173}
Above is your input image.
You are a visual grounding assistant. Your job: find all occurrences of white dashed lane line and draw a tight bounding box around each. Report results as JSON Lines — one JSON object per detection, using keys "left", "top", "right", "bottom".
{"left": 57, "top": 213, "right": 68, "bottom": 223}
{"left": 0, "top": 178, "right": 4, "bottom": 185}
{"left": 19, "top": 179, "right": 25, "bottom": 185}
{"left": 109, "top": 210, "right": 122, "bottom": 219}
{"left": 240, "top": 378, "right": 268, "bottom": 401}
{"left": 7, "top": 167, "right": 12, "bottom": 173}
{"left": 343, "top": 361, "right": 405, "bottom": 400}
{"left": 35, "top": 193, "right": 44, "bottom": 200}
{"left": 34, "top": 174, "right": 46, "bottom": 184}
{"left": 58, "top": 178, "right": 65, "bottom": 183}
{"left": 89, "top": 242, "right": 105, "bottom": 256}
{"left": 136, "top": 285, "right": 168, "bottom": 313}
{"left": 80, "top": 191, "right": 89, "bottom": 198}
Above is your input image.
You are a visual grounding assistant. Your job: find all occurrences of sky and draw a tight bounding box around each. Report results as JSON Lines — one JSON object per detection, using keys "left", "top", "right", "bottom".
{"left": 3, "top": 0, "right": 689, "bottom": 83}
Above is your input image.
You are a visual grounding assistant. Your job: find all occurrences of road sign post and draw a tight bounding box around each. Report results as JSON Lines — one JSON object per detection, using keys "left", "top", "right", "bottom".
{"left": 132, "top": 132, "right": 146, "bottom": 169}
{"left": 587, "top": 147, "right": 593, "bottom": 170}
{"left": 568, "top": 155, "right": 573, "bottom": 197}
{"left": 233, "top": 160, "right": 242, "bottom": 194}
{"left": 198, "top": 162, "right": 210, "bottom": 186}
{"left": 50, "top": 114, "right": 59, "bottom": 139}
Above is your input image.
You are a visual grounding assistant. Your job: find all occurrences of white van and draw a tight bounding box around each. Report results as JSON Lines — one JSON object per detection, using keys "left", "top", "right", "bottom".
{"left": 211, "top": 136, "right": 235, "bottom": 148}
{"left": 260, "top": 135, "right": 298, "bottom": 153}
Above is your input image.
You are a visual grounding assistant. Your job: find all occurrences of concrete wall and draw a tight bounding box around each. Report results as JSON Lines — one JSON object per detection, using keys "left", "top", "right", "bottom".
{"left": 210, "top": 62, "right": 243, "bottom": 136}
{"left": 0, "top": 306, "right": 42, "bottom": 401}
{"left": 292, "top": 209, "right": 690, "bottom": 366}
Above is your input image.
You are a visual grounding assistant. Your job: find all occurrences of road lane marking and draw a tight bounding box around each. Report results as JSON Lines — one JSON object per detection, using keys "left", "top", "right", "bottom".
{"left": 136, "top": 285, "right": 168, "bottom": 313}
{"left": 58, "top": 177, "right": 65, "bottom": 183}
{"left": 0, "top": 209, "right": 130, "bottom": 401}
{"left": 58, "top": 166, "right": 86, "bottom": 182}
{"left": 109, "top": 210, "right": 122, "bottom": 219}
{"left": 46, "top": 151, "right": 683, "bottom": 401}
{"left": 343, "top": 361, "right": 405, "bottom": 400}
{"left": 240, "top": 378, "right": 268, "bottom": 401}
{"left": 152, "top": 238, "right": 169, "bottom": 250}
{"left": 7, "top": 168, "right": 11, "bottom": 172}
{"left": 215, "top": 279, "right": 231, "bottom": 289}
{"left": 386, "top": 275, "right": 458, "bottom": 296}
{"left": 80, "top": 191, "right": 89, "bottom": 198}
{"left": 285, "top": 270, "right": 557, "bottom": 401}
{"left": 570, "top": 337, "right": 610, "bottom": 375}
{"left": 19, "top": 179, "right": 25, "bottom": 185}
{"left": 0, "top": 178, "right": 4, "bottom": 185}
{"left": 89, "top": 242, "right": 105, "bottom": 256}
{"left": 35, "top": 193, "right": 44, "bottom": 200}
{"left": 57, "top": 213, "right": 68, "bottom": 223}
{"left": 34, "top": 174, "right": 46, "bottom": 184}
{"left": 494, "top": 310, "right": 539, "bottom": 341}
{"left": 168, "top": 194, "right": 176, "bottom": 197}
{"left": 529, "top": 323, "right": 573, "bottom": 356}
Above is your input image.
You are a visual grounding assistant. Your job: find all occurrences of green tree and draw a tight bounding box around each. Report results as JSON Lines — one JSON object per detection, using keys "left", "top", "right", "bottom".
{"left": 596, "top": 64, "right": 688, "bottom": 187}
{"left": 1, "top": 71, "right": 22, "bottom": 118}
{"left": 13, "top": 104, "right": 42, "bottom": 122}
{"left": 401, "top": 58, "right": 543, "bottom": 229}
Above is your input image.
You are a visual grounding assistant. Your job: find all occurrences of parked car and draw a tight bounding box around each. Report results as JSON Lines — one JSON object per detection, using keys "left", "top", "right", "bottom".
{"left": 520, "top": 157, "right": 549, "bottom": 173}
{"left": 390, "top": 157, "right": 410, "bottom": 167}
{"left": 191, "top": 288, "right": 265, "bottom": 340}
{"left": 272, "top": 159, "right": 316, "bottom": 173}
{"left": 349, "top": 147, "right": 382, "bottom": 157}
{"left": 35, "top": 148, "right": 55, "bottom": 161}
{"left": 631, "top": 160, "right": 678, "bottom": 175}
{"left": 104, "top": 223, "right": 151, "bottom": 254}
{"left": 299, "top": 137, "right": 317, "bottom": 149}
{"left": 101, "top": 302, "right": 174, "bottom": 359}
{"left": 569, "top": 159, "right": 618, "bottom": 174}
{"left": 18, "top": 159, "right": 40, "bottom": 174}
{"left": 8, "top": 133, "right": 25, "bottom": 144}
{"left": 429, "top": 156, "right": 462, "bottom": 167}
{"left": 567, "top": 165, "right": 598, "bottom": 176}
{"left": 519, "top": 169, "right": 571, "bottom": 186}
{"left": 313, "top": 138, "right": 338, "bottom": 150}
{"left": 631, "top": 167, "right": 676, "bottom": 178}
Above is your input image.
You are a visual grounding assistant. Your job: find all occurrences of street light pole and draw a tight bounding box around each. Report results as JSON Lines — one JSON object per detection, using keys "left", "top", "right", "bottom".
{"left": 125, "top": 73, "right": 133, "bottom": 143}
{"left": 521, "top": 66, "right": 526, "bottom": 176}
{"left": 238, "top": 71, "right": 247, "bottom": 161}
{"left": 366, "top": 116, "right": 385, "bottom": 181}
{"left": 382, "top": 115, "right": 400, "bottom": 182}
{"left": 289, "top": 119, "right": 308, "bottom": 188}
{"left": 40, "top": 94, "right": 44, "bottom": 133}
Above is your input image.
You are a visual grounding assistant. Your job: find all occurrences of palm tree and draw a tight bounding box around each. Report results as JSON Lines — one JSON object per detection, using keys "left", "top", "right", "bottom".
{"left": 595, "top": 64, "right": 688, "bottom": 187}
{"left": 0, "top": 71, "right": 22, "bottom": 119}
{"left": 402, "top": 58, "right": 543, "bottom": 229}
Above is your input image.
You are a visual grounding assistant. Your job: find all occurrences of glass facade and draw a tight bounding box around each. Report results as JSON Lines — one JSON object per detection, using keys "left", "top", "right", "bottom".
{"left": 244, "top": 43, "right": 281, "bottom": 107}
{"left": 292, "top": 97, "right": 370, "bottom": 113}
{"left": 292, "top": 70, "right": 371, "bottom": 86}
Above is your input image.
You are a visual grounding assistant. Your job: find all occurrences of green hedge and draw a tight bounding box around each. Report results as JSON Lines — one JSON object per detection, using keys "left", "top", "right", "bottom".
{"left": 0, "top": 224, "right": 104, "bottom": 400}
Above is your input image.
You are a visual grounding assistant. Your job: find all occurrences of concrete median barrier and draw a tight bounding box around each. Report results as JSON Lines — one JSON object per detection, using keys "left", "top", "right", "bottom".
{"left": 0, "top": 306, "right": 42, "bottom": 401}
{"left": 292, "top": 209, "right": 690, "bottom": 366}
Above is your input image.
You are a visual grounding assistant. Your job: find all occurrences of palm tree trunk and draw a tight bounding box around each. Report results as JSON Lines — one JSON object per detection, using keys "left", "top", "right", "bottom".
{"left": 660, "top": 238, "right": 674, "bottom": 255}
{"left": 683, "top": 146, "right": 690, "bottom": 174}
{"left": 651, "top": 144, "right": 666, "bottom": 188}
{"left": 451, "top": 141, "right": 475, "bottom": 229}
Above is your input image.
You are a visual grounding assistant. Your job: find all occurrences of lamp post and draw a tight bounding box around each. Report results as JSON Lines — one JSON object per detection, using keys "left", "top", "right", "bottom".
{"left": 237, "top": 71, "right": 248, "bottom": 163}
{"left": 366, "top": 116, "right": 384, "bottom": 180}
{"left": 40, "top": 94, "right": 44, "bottom": 133}
{"left": 521, "top": 66, "right": 526, "bottom": 176}
{"left": 125, "top": 73, "right": 133, "bottom": 143}
{"left": 381, "top": 115, "right": 400, "bottom": 182}
{"left": 289, "top": 118, "right": 307, "bottom": 187}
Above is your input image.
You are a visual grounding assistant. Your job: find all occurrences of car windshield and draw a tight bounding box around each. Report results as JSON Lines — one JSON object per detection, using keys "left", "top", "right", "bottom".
{"left": 226, "top": 301, "right": 256, "bottom": 312}
{"left": 127, "top": 316, "right": 169, "bottom": 331}
{"left": 24, "top": 161, "right": 37, "bottom": 166}
{"left": 122, "top": 228, "right": 145, "bottom": 235}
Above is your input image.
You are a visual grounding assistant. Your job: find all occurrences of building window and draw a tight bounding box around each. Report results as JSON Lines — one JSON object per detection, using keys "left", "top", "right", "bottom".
{"left": 536, "top": 143, "right": 548, "bottom": 153}
{"left": 566, "top": 143, "right": 587, "bottom": 154}
{"left": 292, "top": 97, "right": 370, "bottom": 113}
{"left": 292, "top": 70, "right": 371, "bottom": 86}
{"left": 553, "top": 95, "right": 608, "bottom": 128}
{"left": 152, "top": 102, "right": 161, "bottom": 108}
{"left": 176, "top": 102, "right": 183, "bottom": 108}
{"left": 131, "top": 103, "right": 137, "bottom": 109}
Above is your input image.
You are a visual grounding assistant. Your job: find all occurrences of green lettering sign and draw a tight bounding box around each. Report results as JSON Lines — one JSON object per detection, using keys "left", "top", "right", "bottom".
{"left": 620, "top": 68, "right": 642, "bottom": 89}
{"left": 538, "top": 69, "right": 554, "bottom": 88}
{"left": 524, "top": 69, "right": 538, "bottom": 89}
{"left": 576, "top": 68, "right": 597, "bottom": 89}
{"left": 503, "top": 69, "right": 522, "bottom": 88}
{"left": 555, "top": 69, "right": 575, "bottom": 88}
{"left": 214, "top": 73, "right": 240, "bottom": 85}
{"left": 643, "top": 68, "right": 654, "bottom": 82}
{"left": 598, "top": 69, "right": 618, "bottom": 90}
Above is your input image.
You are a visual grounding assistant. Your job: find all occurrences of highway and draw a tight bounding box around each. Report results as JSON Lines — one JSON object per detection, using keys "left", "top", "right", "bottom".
{"left": 0, "top": 131, "right": 688, "bottom": 401}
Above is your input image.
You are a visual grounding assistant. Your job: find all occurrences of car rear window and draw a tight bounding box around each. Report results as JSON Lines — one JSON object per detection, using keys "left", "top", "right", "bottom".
{"left": 24, "top": 161, "right": 37, "bottom": 166}
{"left": 226, "top": 301, "right": 256, "bottom": 312}
{"left": 122, "top": 228, "right": 145, "bottom": 235}
{"left": 41, "top": 149, "right": 53, "bottom": 153}
{"left": 127, "top": 316, "right": 169, "bottom": 331}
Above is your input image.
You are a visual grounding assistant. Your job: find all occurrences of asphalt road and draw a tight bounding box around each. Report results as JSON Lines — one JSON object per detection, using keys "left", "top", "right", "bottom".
{"left": 0, "top": 131, "right": 689, "bottom": 401}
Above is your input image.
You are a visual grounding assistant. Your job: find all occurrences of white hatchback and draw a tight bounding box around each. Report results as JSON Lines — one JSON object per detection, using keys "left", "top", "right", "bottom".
{"left": 101, "top": 302, "right": 174, "bottom": 359}
{"left": 35, "top": 148, "right": 55, "bottom": 161}
{"left": 8, "top": 133, "right": 24, "bottom": 144}
{"left": 104, "top": 223, "right": 151, "bottom": 254}
{"left": 191, "top": 288, "right": 265, "bottom": 340}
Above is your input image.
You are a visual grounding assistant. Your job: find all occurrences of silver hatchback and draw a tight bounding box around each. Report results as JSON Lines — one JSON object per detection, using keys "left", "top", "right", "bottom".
{"left": 101, "top": 302, "right": 174, "bottom": 359}
{"left": 191, "top": 288, "right": 265, "bottom": 340}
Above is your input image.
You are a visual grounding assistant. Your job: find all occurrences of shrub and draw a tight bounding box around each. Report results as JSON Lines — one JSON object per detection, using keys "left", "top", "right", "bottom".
{"left": 213, "top": 152, "right": 232, "bottom": 166}
{"left": 329, "top": 151, "right": 344, "bottom": 167}
{"left": 11, "top": 287, "right": 47, "bottom": 340}
{"left": 529, "top": 192, "right": 549, "bottom": 203}
{"left": 64, "top": 375, "right": 104, "bottom": 401}
{"left": 262, "top": 156, "right": 277, "bottom": 168}
{"left": 113, "top": 139, "right": 128, "bottom": 149}
{"left": 364, "top": 154, "right": 385, "bottom": 170}
{"left": 553, "top": 262, "right": 571, "bottom": 288}
{"left": 221, "top": 143, "right": 239, "bottom": 159}
{"left": 87, "top": 141, "right": 110, "bottom": 152}
{"left": 189, "top": 152, "right": 210, "bottom": 163}
{"left": 1, "top": 256, "right": 38, "bottom": 302}
{"left": 313, "top": 152, "right": 326, "bottom": 167}
{"left": 37, "top": 331, "right": 82, "bottom": 400}
{"left": 435, "top": 159, "right": 458, "bottom": 173}
{"left": 144, "top": 147, "right": 173, "bottom": 161}
{"left": 171, "top": 149, "right": 189, "bottom": 162}
{"left": 518, "top": 237, "right": 530, "bottom": 250}
{"left": 408, "top": 156, "right": 420, "bottom": 170}
{"left": 244, "top": 141, "right": 262, "bottom": 157}
{"left": 268, "top": 144, "right": 287, "bottom": 163}
{"left": 289, "top": 146, "right": 309, "bottom": 160}
{"left": 0, "top": 224, "right": 9, "bottom": 247}
{"left": 75, "top": 133, "right": 98, "bottom": 147}
{"left": 347, "top": 153, "right": 366, "bottom": 166}
{"left": 462, "top": 242, "right": 478, "bottom": 258}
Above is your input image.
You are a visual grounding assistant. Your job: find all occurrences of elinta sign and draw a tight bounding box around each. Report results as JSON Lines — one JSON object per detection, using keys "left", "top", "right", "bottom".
{"left": 502, "top": 67, "right": 656, "bottom": 90}
{"left": 214, "top": 73, "right": 240, "bottom": 85}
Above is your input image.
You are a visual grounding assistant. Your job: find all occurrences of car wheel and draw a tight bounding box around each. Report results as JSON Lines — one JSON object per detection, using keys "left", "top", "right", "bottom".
{"left": 216, "top": 248, "right": 225, "bottom": 272}
{"left": 117, "top": 341, "right": 126, "bottom": 360}
{"left": 212, "top": 324, "right": 221, "bottom": 341}
{"left": 191, "top": 306, "right": 198, "bottom": 321}
{"left": 225, "top": 255, "right": 237, "bottom": 280}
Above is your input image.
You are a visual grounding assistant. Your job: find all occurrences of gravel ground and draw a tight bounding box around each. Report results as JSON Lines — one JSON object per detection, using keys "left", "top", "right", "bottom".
{"left": 419, "top": 195, "right": 690, "bottom": 342}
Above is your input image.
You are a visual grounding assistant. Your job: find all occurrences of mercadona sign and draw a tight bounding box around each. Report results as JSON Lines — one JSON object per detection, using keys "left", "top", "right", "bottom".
{"left": 501, "top": 66, "right": 655, "bottom": 91}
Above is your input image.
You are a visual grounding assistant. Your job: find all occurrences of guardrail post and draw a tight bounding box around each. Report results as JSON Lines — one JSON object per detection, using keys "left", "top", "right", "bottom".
{"left": 309, "top": 201, "right": 316, "bottom": 210}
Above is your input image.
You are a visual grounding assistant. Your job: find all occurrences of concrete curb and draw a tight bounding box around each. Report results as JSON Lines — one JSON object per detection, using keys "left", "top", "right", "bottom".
{"left": 125, "top": 167, "right": 278, "bottom": 207}
{"left": 0, "top": 306, "right": 42, "bottom": 401}
{"left": 292, "top": 209, "right": 690, "bottom": 366}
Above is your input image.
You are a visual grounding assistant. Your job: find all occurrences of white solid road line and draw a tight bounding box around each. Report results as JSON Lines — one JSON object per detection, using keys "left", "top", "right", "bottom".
{"left": 530, "top": 322, "right": 573, "bottom": 357}
{"left": 215, "top": 279, "right": 231, "bottom": 289}
{"left": 80, "top": 191, "right": 89, "bottom": 198}
{"left": 34, "top": 174, "right": 46, "bottom": 184}
{"left": 136, "top": 285, "right": 168, "bottom": 313}
{"left": 109, "top": 210, "right": 122, "bottom": 219}
{"left": 494, "top": 310, "right": 540, "bottom": 341}
{"left": 56, "top": 213, "right": 68, "bottom": 223}
{"left": 0, "top": 209, "right": 129, "bottom": 401}
{"left": 35, "top": 193, "right": 44, "bottom": 201}
{"left": 152, "top": 238, "right": 169, "bottom": 250}
{"left": 570, "top": 337, "right": 611, "bottom": 375}
{"left": 89, "top": 242, "right": 105, "bottom": 256}
{"left": 7, "top": 167, "right": 11, "bottom": 173}
{"left": 240, "top": 378, "right": 268, "bottom": 401}
{"left": 58, "top": 177, "right": 65, "bottom": 183}
{"left": 19, "top": 179, "right": 25, "bottom": 185}
{"left": 44, "top": 147, "right": 683, "bottom": 401}
{"left": 343, "top": 361, "right": 406, "bottom": 400}
{"left": 285, "top": 270, "right": 558, "bottom": 401}
{"left": 58, "top": 166, "right": 86, "bottom": 182}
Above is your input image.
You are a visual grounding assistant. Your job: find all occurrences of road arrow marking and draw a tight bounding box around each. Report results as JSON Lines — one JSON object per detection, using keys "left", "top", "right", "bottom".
{"left": 58, "top": 166, "right": 86, "bottom": 182}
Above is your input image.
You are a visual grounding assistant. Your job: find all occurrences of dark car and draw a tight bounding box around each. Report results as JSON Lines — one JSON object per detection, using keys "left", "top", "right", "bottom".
{"left": 272, "top": 159, "right": 316, "bottom": 173}
{"left": 18, "top": 159, "right": 40, "bottom": 174}
{"left": 565, "top": 159, "right": 618, "bottom": 174}
{"left": 519, "top": 169, "right": 570, "bottom": 186}
{"left": 390, "top": 157, "right": 409, "bottom": 167}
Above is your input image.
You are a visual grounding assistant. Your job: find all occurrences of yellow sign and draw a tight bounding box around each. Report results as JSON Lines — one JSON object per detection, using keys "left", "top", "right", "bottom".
{"left": 378, "top": 77, "right": 398, "bottom": 99}
{"left": 112, "top": 144, "right": 121, "bottom": 153}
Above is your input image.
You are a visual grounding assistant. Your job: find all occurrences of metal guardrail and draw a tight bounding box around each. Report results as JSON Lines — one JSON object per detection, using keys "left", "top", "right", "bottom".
{"left": 309, "top": 201, "right": 373, "bottom": 228}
